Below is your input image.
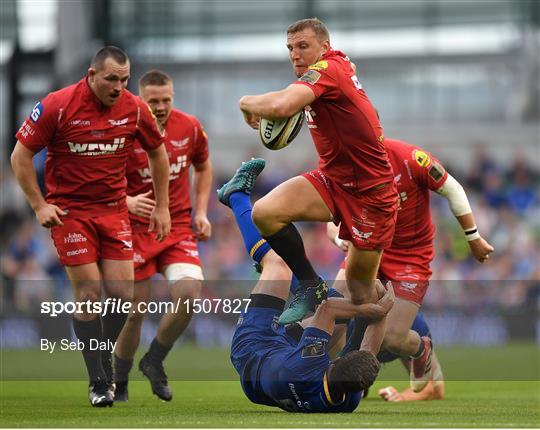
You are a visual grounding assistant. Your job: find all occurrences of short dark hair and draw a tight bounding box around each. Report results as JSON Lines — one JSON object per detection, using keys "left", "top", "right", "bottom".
{"left": 139, "top": 69, "right": 172, "bottom": 89}
{"left": 328, "top": 350, "right": 380, "bottom": 395}
{"left": 91, "top": 46, "right": 129, "bottom": 70}
{"left": 287, "top": 18, "right": 330, "bottom": 42}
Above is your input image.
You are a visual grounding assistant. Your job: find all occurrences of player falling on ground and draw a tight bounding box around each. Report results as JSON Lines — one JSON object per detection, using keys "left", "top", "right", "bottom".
{"left": 11, "top": 47, "right": 171, "bottom": 407}
{"left": 239, "top": 21, "right": 398, "bottom": 369}
{"left": 218, "top": 158, "right": 443, "bottom": 404}
{"left": 218, "top": 161, "right": 393, "bottom": 412}
{"left": 113, "top": 70, "right": 212, "bottom": 402}
{"left": 329, "top": 137, "right": 493, "bottom": 397}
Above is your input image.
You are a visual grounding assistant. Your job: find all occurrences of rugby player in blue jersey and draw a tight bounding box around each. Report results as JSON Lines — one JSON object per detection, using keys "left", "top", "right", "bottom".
{"left": 218, "top": 159, "right": 394, "bottom": 412}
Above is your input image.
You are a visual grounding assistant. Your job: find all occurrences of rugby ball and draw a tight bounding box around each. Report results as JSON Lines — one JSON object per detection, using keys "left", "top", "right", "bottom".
{"left": 259, "top": 111, "right": 304, "bottom": 150}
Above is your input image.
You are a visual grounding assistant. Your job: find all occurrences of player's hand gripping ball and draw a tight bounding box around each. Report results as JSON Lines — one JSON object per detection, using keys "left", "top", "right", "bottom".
{"left": 259, "top": 111, "right": 304, "bottom": 150}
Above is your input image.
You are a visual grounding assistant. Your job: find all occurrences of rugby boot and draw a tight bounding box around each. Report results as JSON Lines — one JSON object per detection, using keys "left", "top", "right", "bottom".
{"left": 139, "top": 353, "right": 172, "bottom": 401}
{"left": 113, "top": 381, "right": 128, "bottom": 402}
{"left": 410, "top": 336, "right": 433, "bottom": 392}
{"left": 217, "top": 158, "right": 266, "bottom": 207}
{"left": 278, "top": 278, "right": 328, "bottom": 325}
{"left": 88, "top": 379, "right": 114, "bottom": 407}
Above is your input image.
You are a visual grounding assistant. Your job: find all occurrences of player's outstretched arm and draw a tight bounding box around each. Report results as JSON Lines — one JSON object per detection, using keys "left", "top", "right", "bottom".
{"left": 192, "top": 158, "right": 213, "bottom": 241}
{"left": 11, "top": 141, "right": 66, "bottom": 228}
{"left": 146, "top": 144, "right": 171, "bottom": 240}
{"left": 239, "top": 84, "right": 315, "bottom": 128}
{"left": 435, "top": 174, "right": 494, "bottom": 263}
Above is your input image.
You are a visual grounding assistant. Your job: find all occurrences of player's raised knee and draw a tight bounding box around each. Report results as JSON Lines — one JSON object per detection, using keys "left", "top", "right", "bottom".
{"left": 382, "top": 327, "right": 409, "bottom": 353}
{"left": 251, "top": 199, "right": 270, "bottom": 230}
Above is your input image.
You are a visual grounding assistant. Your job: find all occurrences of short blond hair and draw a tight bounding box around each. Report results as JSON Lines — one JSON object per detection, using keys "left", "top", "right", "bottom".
{"left": 287, "top": 18, "right": 330, "bottom": 42}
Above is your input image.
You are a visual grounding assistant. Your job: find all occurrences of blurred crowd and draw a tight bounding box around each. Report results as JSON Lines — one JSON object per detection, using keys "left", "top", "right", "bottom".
{"left": 1, "top": 145, "right": 539, "bottom": 314}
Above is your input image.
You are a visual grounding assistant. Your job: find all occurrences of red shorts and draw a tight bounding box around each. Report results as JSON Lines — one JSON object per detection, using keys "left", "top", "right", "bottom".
{"left": 132, "top": 223, "right": 201, "bottom": 282}
{"left": 339, "top": 245, "right": 433, "bottom": 305}
{"left": 303, "top": 170, "right": 397, "bottom": 250}
{"left": 51, "top": 212, "right": 133, "bottom": 266}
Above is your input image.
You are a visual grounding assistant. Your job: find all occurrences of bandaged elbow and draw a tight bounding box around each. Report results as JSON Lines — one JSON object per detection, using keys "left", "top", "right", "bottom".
{"left": 436, "top": 174, "right": 472, "bottom": 216}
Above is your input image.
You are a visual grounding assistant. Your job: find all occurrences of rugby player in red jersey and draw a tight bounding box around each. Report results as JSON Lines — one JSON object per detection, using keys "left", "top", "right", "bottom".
{"left": 239, "top": 19, "right": 397, "bottom": 347}
{"left": 328, "top": 137, "right": 494, "bottom": 395}
{"left": 10, "top": 47, "right": 171, "bottom": 407}
{"left": 113, "top": 70, "right": 211, "bottom": 402}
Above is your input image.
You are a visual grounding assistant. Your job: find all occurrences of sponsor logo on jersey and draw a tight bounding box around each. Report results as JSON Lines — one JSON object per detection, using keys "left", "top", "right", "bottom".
{"left": 428, "top": 161, "right": 445, "bottom": 182}
{"left": 304, "top": 106, "right": 317, "bottom": 129}
{"left": 64, "top": 233, "right": 87, "bottom": 244}
{"left": 68, "top": 138, "right": 126, "bottom": 155}
{"left": 400, "top": 281, "right": 418, "bottom": 291}
{"left": 170, "top": 155, "right": 188, "bottom": 176}
{"left": 69, "top": 119, "right": 91, "bottom": 126}
{"left": 29, "top": 102, "right": 43, "bottom": 123}
{"left": 352, "top": 226, "right": 373, "bottom": 241}
{"left": 170, "top": 138, "right": 189, "bottom": 148}
{"left": 121, "top": 240, "right": 132, "bottom": 250}
{"left": 352, "top": 214, "right": 375, "bottom": 228}
{"left": 394, "top": 174, "right": 402, "bottom": 183}
{"left": 184, "top": 249, "right": 199, "bottom": 258}
{"left": 397, "top": 191, "right": 408, "bottom": 210}
{"left": 179, "top": 240, "right": 196, "bottom": 247}
{"left": 301, "top": 342, "right": 325, "bottom": 358}
{"left": 299, "top": 70, "right": 321, "bottom": 85}
{"left": 133, "top": 252, "right": 145, "bottom": 264}
{"left": 66, "top": 248, "right": 88, "bottom": 257}
{"left": 108, "top": 118, "right": 129, "bottom": 126}
{"left": 309, "top": 60, "right": 328, "bottom": 71}
{"left": 413, "top": 149, "right": 431, "bottom": 168}
{"left": 18, "top": 121, "right": 36, "bottom": 139}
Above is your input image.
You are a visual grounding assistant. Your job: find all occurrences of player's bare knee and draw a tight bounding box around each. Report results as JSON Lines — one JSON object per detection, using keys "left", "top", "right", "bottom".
{"left": 76, "top": 286, "right": 100, "bottom": 303}
{"left": 172, "top": 279, "right": 202, "bottom": 302}
{"left": 126, "top": 308, "right": 145, "bottom": 325}
{"left": 251, "top": 200, "right": 269, "bottom": 230}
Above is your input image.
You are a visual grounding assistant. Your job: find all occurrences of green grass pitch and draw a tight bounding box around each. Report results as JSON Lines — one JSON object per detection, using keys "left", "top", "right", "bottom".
{"left": 1, "top": 344, "right": 539, "bottom": 427}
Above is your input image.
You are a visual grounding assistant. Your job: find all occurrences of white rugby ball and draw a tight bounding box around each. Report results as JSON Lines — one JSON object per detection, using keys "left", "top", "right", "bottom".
{"left": 259, "top": 111, "right": 304, "bottom": 150}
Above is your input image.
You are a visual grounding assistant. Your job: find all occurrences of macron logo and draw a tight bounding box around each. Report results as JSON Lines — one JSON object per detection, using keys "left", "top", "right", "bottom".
{"left": 68, "top": 138, "right": 126, "bottom": 155}
{"left": 171, "top": 138, "right": 189, "bottom": 148}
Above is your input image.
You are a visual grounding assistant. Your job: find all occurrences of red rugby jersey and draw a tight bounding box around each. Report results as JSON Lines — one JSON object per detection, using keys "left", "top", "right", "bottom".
{"left": 293, "top": 49, "right": 393, "bottom": 192}
{"left": 126, "top": 109, "right": 209, "bottom": 227}
{"left": 385, "top": 138, "right": 448, "bottom": 249}
{"left": 16, "top": 77, "right": 164, "bottom": 218}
